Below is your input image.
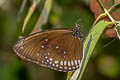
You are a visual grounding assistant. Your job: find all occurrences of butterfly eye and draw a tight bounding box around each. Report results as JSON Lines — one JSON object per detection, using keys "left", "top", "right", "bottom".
{"left": 13, "top": 25, "right": 83, "bottom": 72}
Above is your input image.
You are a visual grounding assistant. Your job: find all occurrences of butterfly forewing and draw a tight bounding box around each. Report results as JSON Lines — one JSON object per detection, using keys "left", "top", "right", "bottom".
{"left": 13, "top": 29, "right": 83, "bottom": 72}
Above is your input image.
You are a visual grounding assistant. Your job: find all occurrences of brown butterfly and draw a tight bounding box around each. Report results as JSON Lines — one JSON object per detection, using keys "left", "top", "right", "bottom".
{"left": 13, "top": 24, "right": 83, "bottom": 72}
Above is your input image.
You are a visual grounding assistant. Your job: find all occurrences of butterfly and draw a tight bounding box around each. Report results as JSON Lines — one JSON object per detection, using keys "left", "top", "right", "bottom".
{"left": 13, "top": 24, "right": 83, "bottom": 72}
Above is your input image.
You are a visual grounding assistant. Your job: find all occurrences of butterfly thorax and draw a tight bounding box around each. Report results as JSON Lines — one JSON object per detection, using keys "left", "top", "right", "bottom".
{"left": 72, "top": 24, "right": 83, "bottom": 40}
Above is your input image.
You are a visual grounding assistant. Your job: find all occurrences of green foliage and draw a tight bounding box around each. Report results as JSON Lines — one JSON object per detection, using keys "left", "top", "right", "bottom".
{"left": 68, "top": 20, "right": 111, "bottom": 80}
{"left": 0, "top": 0, "right": 120, "bottom": 80}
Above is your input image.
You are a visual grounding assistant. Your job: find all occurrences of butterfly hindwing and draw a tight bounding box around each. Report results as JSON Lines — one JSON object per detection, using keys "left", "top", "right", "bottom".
{"left": 43, "top": 34, "right": 83, "bottom": 72}
{"left": 13, "top": 29, "right": 83, "bottom": 72}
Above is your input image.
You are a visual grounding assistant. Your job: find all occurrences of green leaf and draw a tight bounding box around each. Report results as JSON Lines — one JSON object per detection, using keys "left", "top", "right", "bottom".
{"left": 17, "top": 0, "right": 28, "bottom": 21}
{"left": 22, "top": 0, "right": 41, "bottom": 33}
{"left": 67, "top": 20, "right": 111, "bottom": 80}
{"left": 35, "top": 0, "right": 53, "bottom": 30}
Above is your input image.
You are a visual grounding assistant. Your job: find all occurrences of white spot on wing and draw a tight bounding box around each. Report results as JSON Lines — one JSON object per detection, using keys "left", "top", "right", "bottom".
{"left": 72, "top": 66, "right": 75, "bottom": 69}
{"left": 48, "top": 53, "right": 50, "bottom": 55}
{"left": 47, "top": 60, "right": 49, "bottom": 62}
{"left": 64, "top": 51, "right": 66, "bottom": 54}
{"left": 50, "top": 58, "right": 52, "bottom": 61}
{"left": 55, "top": 61, "right": 58, "bottom": 64}
{"left": 76, "top": 65, "right": 79, "bottom": 68}
{"left": 36, "top": 61, "right": 39, "bottom": 64}
{"left": 75, "top": 60, "right": 78, "bottom": 65}
{"left": 45, "top": 62, "right": 47, "bottom": 64}
{"left": 52, "top": 64, "right": 55, "bottom": 66}
{"left": 68, "top": 61, "right": 71, "bottom": 66}
{"left": 60, "top": 66, "right": 62, "bottom": 69}
{"left": 45, "top": 56, "right": 48, "bottom": 59}
{"left": 45, "top": 38, "right": 48, "bottom": 42}
{"left": 56, "top": 64, "right": 59, "bottom": 67}
{"left": 71, "top": 61, "right": 74, "bottom": 65}
{"left": 69, "top": 67, "right": 71, "bottom": 70}
{"left": 58, "top": 70, "right": 62, "bottom": 71}
{"left": 56, "top": 45, "right": 59, "bottom": 49}
{"left": 60, "top": 60, "right": 63, "bottom": 65}
{"left": 41, "top": 45, "right": 44, "bottom": 48}
{"left": 78, "top": 60, "right": 80, "bottom": 64}
{"left": 64, "top": 67, "right": 67, "bottom": 69}
{"left": 49, "top": 62, "right": 52, "bottom": 64}
{"left": 64, "top": 61, "right": 67, "bottom": 65}
{"left": 37, "top": 53, "right": 39, "bottom": 56}
{"left": 42, "top": 61, "right": 44, "bottom": 63}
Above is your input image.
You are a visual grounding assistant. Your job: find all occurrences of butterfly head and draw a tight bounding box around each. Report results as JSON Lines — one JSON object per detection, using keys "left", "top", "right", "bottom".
{"left": 72, "top": 24, "right": 83, "bottom": 40}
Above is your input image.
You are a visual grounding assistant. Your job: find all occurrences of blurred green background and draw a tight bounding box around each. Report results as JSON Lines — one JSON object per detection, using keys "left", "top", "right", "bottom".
{"left": 0, "top": 0, "right": 120, "bottom": 80}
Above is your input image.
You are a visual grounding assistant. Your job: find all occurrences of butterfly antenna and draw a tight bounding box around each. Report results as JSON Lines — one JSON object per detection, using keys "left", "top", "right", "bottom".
{"left": 75, "top": 19, "right": 82, "bottom": 25}
{"left": 74, "top": 19, "right": 82, "bottom": 28}
{"left": 103, "top": 38, "right": 117, "bottom": 47}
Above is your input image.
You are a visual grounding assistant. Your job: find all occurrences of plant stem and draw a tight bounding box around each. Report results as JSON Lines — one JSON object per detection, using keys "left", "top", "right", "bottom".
{"left": 98, "top": 0, "right": 116, "bottom": 24}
